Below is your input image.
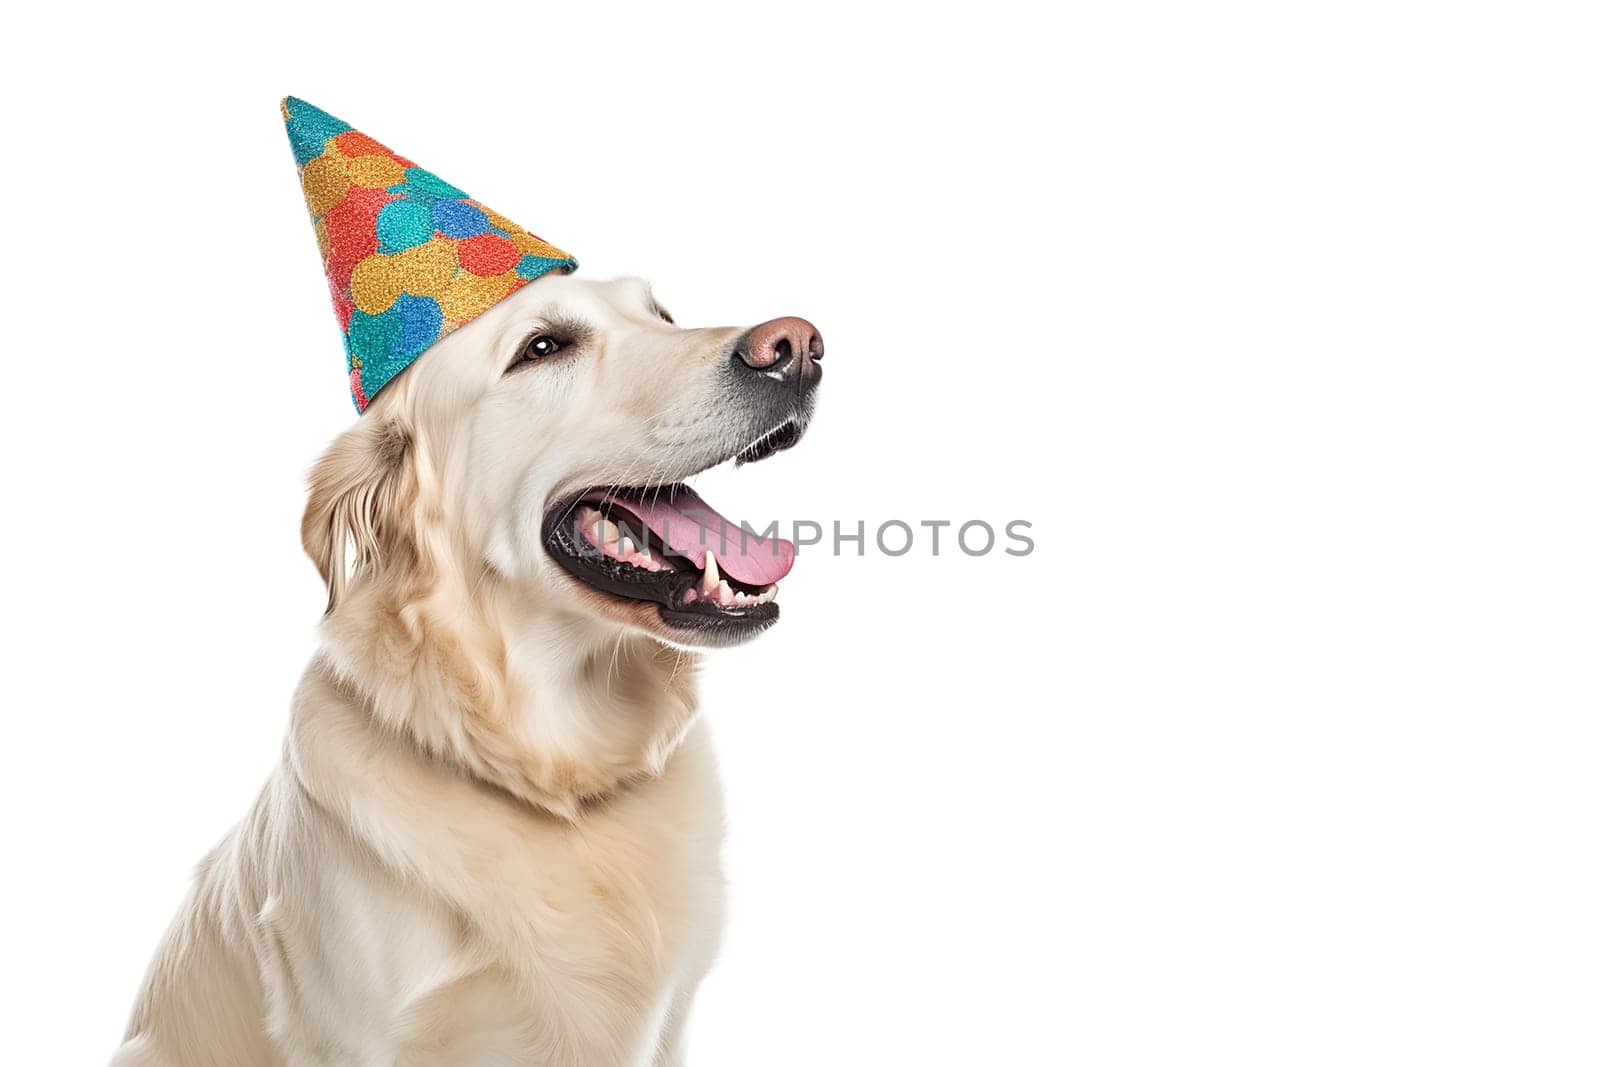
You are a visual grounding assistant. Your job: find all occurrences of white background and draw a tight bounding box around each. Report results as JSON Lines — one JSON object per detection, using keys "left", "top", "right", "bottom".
{"left": 3, "top": 2, "right": 1597, "bottom": 1063}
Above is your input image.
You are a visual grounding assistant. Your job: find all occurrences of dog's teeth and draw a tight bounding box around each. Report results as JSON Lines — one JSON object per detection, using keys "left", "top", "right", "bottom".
{"left": 717, "top": 580, "right": 734, "bottom": 606}
{"left": 700, "top": 551, "right": 721, "bottom": 594}
{"left": 579, "top": 509, "right": 602, "bottom": 545}
{"left": 619, "top": 536, "right": 636, "bottom": 557}
{"left": 597, "top": 518, "right": 621, "bottom": 545}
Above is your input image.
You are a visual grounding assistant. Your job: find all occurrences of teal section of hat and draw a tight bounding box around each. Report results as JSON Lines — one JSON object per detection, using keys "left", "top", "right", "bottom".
{"left": 281, "top": 96, "right": 576, "bottom": 411}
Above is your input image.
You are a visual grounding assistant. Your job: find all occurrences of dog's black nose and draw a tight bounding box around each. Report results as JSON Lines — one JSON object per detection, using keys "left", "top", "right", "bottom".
{"left": 732, "top": 317, "right": 823, "bottom": 389}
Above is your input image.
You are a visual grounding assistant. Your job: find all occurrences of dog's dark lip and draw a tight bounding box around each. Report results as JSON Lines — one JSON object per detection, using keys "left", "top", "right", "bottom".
{"left": 541, "top": 492, "right": 780, "bottom": 634}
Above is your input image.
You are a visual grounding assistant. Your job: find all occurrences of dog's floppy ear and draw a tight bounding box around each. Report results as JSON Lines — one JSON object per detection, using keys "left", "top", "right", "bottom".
{"left": 302, "top": 416, "right": 420, "bottom": 614}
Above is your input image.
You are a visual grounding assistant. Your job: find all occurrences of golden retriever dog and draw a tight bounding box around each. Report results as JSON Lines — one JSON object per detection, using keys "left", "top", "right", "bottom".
{"left": 114, "top": 272, "right": 822, "bottom": 1066}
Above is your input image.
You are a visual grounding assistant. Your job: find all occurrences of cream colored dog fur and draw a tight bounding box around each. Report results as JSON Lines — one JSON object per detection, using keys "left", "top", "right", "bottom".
{"left": 115, "top": 275, "right": 805, "bottom": 1065}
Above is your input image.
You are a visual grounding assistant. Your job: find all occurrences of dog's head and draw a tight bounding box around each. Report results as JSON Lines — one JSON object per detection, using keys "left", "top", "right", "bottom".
{"left": 302, "top": 273, "right": 821, "bottom": 650}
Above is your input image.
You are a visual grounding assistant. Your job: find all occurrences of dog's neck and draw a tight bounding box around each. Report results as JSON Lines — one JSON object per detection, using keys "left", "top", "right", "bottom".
{"left": 316, "top": 564, "right": 703, "bottom": 820}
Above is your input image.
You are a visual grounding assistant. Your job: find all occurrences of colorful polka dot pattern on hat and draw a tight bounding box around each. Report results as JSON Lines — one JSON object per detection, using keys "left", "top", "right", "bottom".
{"left": 281, "top": 97, "right": 576, "bottom": 412}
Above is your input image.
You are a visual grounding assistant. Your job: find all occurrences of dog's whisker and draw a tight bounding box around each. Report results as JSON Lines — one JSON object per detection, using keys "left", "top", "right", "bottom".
{"left": 606, "top": 631, "right": 627, "bottom": 699}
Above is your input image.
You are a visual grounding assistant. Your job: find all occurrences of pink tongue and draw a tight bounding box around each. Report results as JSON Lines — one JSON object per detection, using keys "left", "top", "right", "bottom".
{"left": 609, "top": 486, "right": 794, "bottom": 586}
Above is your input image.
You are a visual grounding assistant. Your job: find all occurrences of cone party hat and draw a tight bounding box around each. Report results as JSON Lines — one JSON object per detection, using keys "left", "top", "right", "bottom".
{"left": 281, "top": 97, "right": 576, "bottom": 412}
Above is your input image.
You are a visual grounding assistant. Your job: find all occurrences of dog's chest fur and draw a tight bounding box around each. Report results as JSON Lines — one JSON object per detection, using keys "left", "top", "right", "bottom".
{"left": 268, "top": 665, "right": 727, "bottom": 1064}
{"left": 114, "top": 664, "right": 727, "bottom": 1067}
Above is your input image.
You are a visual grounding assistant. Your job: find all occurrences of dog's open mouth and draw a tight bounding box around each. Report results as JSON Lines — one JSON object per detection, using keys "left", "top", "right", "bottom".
{"left": 542, "top": 440, "right": 801, "bottom": 638}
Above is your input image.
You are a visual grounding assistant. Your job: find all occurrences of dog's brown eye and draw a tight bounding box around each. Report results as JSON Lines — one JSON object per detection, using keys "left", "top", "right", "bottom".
{"left": 512, "top": 335, "right": 569, "bottom": 369}
{"left": 507, "top": 321, "right": 590, "bottom": 373}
